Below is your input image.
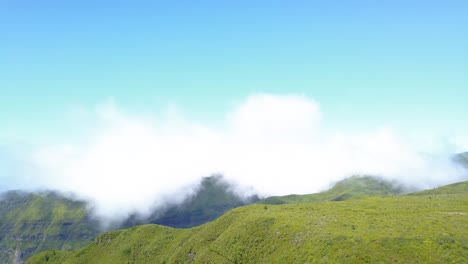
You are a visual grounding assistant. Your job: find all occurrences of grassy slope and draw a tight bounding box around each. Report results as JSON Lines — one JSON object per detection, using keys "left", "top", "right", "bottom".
{"left": 259, "top": 175, "right": 405, "bottom": 205}
{"left": 0, "top": 176, "right": 257, "bottom": 263}
{"left": 28, "top": 181, "right": 468, "bottom": 264}
{"left": 410, "top": 181, "right": 468, "bottom": 196}
{"left": 0, "top": 191, "right": 99, "bottom": 263}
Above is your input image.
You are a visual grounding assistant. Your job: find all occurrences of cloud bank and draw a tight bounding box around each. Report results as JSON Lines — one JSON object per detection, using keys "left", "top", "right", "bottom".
{"left": 1, "top": 94, "right": 466, "bottom": 222}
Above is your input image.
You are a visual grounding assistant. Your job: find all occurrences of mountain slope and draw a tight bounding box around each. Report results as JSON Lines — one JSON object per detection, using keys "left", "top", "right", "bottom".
{"left": 122, "top": 175, "right": 259, "bottom": 229}
{"left": 455, "top": 152, "right": 468, "bottom": 168}
{"left": 0, "top": 191, "right": 100, "bottom": 264}
{"left": 410, "top": 181, "right": 468, "bottom": 196}
{"left": 28, "top": 181, "right": 468, "bottom": 263}
{"left": 0, "top": 176, "right": 257, "bottom": 263}
{"left": 259, "top": 175, "right": 405, "bottom": 205}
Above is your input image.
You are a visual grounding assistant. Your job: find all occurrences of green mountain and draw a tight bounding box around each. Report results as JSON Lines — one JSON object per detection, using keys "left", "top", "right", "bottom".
{"left": 410, "top": 181, "right": 468, "bottom": 196}
{"left": 27, "top": 180, "right": 468, "bottom": 264}
{"left": 454, "top": 152, "right": 468, "bottom": 168}
{"left": 259, "top": 175, "right": 406, "bottom": 205}
{"left": 122, "top": 175, "right": 259, "bottom": 229}
{"left": 3, "top": 172, "right": 467, "bottom": 263}
{"left": 0, "top": 191, "right": 100, "bottom": 264}
{"left": 0, "top": 176, "right": 258, "bottom": 263}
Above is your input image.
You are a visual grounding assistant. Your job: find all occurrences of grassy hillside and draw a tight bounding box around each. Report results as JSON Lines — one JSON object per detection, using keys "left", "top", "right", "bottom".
{"left": 0, "top": 176, "right": 258, "bottom": 263}
{"left": 0, "top": 191, "right": 100, "bottom": 263}
{"left": 28, "top": 181, "right": 468, "bottom": 264}
{"left": 259, "top": 175, "right": 405, "bottom": 205}
{"left": 410, "top": 181, "right": 468, "bottom": 196}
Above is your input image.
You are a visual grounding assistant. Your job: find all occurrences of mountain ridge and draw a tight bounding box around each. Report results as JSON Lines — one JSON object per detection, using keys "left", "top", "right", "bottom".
{"left": 0, "top": 176, "right": 257, "bottom": 263}
{"left": 2, "top": 170, "right": 467, "bottom": 263}
{"left": 0, "top": 191, "right": 99, "bottom": 264}
{"left": 27, "top": 180, "right": 468, "bottom": 263}
{"left": 259, "top": 175, "right": 407, "bottom": 204}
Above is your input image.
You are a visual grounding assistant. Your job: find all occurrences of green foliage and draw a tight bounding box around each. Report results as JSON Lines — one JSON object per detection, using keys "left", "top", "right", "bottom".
{"left": 0, "top": 191, "right": 100, "bottom": 263}
{"left": 27, "top": 181, "right": 468, "bottom": 264}
{"left": 259, "top": 175, "right": 405, "bottom": 205}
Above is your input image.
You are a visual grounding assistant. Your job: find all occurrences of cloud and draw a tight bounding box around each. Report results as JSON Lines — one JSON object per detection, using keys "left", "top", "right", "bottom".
{"left": 0, "top": 94, "right": 466, "bottom": 222}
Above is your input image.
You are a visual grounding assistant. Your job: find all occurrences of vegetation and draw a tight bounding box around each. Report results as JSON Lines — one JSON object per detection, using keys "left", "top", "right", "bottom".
{"left": 409, "top": 181, "right": 468, "bottom": 196}
{"left": 27, "top": 180, "right": 468, "bottom": 263}
{"left": 0, "top": 176, "right": 258, "bottom": 263}
{"left": 122, "top": 175, "right": 259, "bottom": 229}
{"left": 259, "top": 175, "right": 405, "bottom": 205}
{"left": 0, "top": 191, "right": 100, "bottom": 263}
{"left": 2, "top": 174, "right": 466, "bottom": 263}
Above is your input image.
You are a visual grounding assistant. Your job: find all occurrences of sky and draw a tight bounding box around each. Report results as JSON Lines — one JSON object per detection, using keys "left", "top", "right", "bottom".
{"left": 1, "top": 1, "right": 467, "bottom": 221}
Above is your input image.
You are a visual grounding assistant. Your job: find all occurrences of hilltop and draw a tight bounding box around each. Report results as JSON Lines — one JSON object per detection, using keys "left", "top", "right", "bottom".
{"left": 28, "top": 180, "right": 468, "bottom": 263}
{"left": 122, "top": 175, "right": 259, "bottom": 228}
{"left": 259, "top": 154, "right": 468, "bottom": 205}
{"left": 259, "top": 175, "right": 406, "bottom": 204}
{"left": 410, "top": 181, "right": 468, "bottom": 196}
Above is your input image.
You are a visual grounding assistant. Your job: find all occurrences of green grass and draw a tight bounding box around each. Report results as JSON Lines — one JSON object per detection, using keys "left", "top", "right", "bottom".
{"left": 0, "top": 175, "right": 259, "bottom": 263}
{"left": 410, "top": 181, "right": 468, "bottom": 196}
{"left": 27, "top": 181, "right": 468, "bottom": 264}
{"left": 0, "top": 176, "right": 258, "bottom": 263}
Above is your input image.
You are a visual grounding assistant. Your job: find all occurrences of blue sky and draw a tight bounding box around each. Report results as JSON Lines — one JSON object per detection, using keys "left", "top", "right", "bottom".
{"left": 1, "top": 0, "right": 467, "bottom": 145}
{"left": 1, "top": 1, "right": 468, "bottom": 214}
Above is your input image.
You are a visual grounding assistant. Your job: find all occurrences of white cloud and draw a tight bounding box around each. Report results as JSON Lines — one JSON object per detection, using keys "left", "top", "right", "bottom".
{"left": 1, "top": 94, "right": 466, "bottom": 222}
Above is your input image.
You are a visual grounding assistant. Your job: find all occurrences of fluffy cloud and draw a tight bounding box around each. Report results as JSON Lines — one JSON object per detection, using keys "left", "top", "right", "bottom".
{"left": 1, "top": 94, "right": 466, "bottom": 222}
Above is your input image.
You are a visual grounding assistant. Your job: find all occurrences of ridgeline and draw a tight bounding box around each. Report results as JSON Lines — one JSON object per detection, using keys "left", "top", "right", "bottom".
{"left": 27, "top": 180, "right": 468, "bottom": 263}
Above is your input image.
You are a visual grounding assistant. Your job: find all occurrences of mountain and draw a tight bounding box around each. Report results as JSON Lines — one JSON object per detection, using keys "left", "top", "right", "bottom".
{"left": 121, "top": 175, "right": 259, "bottom": 229}
{"left": 0, "top": 176, "right": 257, "bottom": 263}
{"left": 454, "top": 152, "right": 468, "bottom": 168}
{"left": 152, "top": 175, "right": 259, "bottom": 228}
{"left": 259, "top": 175, "right": 406, "bottom": 205}
{"left": 0, "top": 191, "right": 99, "bottom": 264}
{"left": 27, "top": 180, "right": 468, "bottom": 263}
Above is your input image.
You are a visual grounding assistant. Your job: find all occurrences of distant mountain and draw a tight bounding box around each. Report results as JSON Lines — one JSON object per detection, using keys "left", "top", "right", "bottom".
{"left": 0, "top": 191, "right": 99, "bottom": 264}
{"left": 0, "top": 175, "right": 257, "bottom": 263}
{"left": 259, "top": 175, "right": 406, "bottom": 205}
{"left": 121, "top": 175, "right": 259, "bottom": 229}
{"left": 454, "top": 152, "right": 468, "bottom": 168}
{"left": 28, "top": 180, "right": 468, "bottom": 264}
{"left": 5, "top": 152, "right": 468, "bottom": 263}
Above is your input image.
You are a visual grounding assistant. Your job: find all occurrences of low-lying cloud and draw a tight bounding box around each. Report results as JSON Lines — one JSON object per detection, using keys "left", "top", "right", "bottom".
{"left": 1, "top": 94, "right": 466, "bottom": 222}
